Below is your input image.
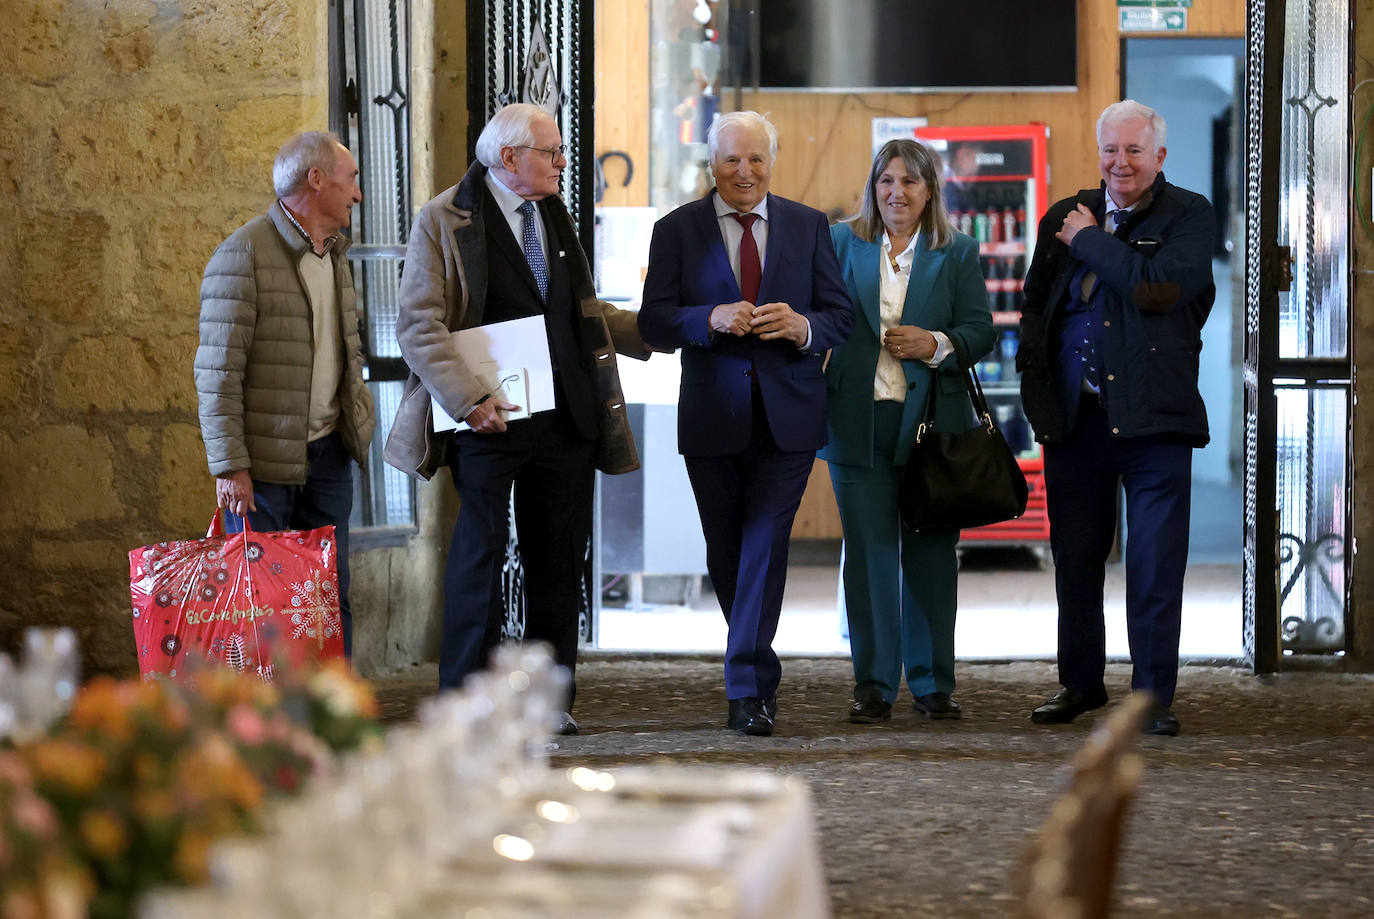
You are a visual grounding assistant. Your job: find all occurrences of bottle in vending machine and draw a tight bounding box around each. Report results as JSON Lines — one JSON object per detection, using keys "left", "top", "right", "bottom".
{"left": 959, "top": 211, "right": 974, "bottom": 236}
{"left": 1001, "top": 206, "right": 1017, "bottom": 245}
{"left": 1000, "top": 328, "right": 1018, "bottom": 366}
{"left": 983, "top": 256, "right": 1003, "bottom": 308}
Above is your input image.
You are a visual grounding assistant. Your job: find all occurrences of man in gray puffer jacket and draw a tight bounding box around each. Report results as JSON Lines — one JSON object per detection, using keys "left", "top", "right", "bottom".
{"left": 195, "top": 131, "right": 377, "bottom": 657}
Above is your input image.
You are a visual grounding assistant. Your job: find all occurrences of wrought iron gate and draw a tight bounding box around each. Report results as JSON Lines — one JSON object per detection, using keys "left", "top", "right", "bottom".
{"left": 467, "top": 0, "right": 598, "bottom": 644}
{"left": 1243, "top": 0, "right": 1352, "bottom": 671}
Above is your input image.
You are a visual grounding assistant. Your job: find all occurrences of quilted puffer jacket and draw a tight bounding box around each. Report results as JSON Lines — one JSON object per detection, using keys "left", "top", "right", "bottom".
{"left": 195, "top": 201, "right": 376, "bottom": 484}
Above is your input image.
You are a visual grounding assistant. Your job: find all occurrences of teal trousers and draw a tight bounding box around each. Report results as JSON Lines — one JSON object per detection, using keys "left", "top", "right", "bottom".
{"left": 829, "top": 401, "right": 959, "bottom": 703}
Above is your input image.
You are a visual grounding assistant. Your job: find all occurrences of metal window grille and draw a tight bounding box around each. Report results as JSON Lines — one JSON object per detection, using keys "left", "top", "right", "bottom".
{"left": 330, "top": 0, "right": 416, "bottom": 530}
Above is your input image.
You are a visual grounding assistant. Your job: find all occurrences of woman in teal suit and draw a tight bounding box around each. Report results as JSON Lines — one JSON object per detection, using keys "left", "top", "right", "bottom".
{"left": 823, "top": 139, "right": 995, "bottom": 723}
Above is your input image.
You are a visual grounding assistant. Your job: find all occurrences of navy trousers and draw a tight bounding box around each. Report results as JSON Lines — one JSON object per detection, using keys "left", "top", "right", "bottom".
{"left": 1042, "top": 398, "right": 1193, "bottom": 706}
{"left": 684, "top": 391, "right": 815, "bottom": 701}
{"left": 441, "top": 409, "right": 594, "bottom": 701}
{"left": 224, "top": 431, "right": 357, "bottom": 657}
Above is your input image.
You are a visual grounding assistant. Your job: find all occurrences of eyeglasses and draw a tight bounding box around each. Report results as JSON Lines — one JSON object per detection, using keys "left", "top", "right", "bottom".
{"left": 515, "top": 144, "right": 568, "bottom": 163}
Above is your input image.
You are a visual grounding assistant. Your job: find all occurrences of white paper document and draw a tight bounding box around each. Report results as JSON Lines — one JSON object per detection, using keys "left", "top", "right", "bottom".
{"left": 430, "top": 315, "right": 555, "bottom": 432}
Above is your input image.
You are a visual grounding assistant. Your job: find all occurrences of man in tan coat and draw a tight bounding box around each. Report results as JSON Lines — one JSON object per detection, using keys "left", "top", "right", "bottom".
{"left": 386, "top": 103, "right": 649, "bottom": 733}
{"left": 195, "top": 131, "right": 376, "bottom": 657}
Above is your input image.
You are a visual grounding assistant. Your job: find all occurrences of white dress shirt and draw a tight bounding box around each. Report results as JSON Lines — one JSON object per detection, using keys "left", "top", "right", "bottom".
{"left": 712, "top": 192, "right": 812, "bottom": 350}
{"left": 486, "top": 171, "right": 550, "bottom": 265}
{"left": 874, "top": 230, "right": 952, "bottom": 402}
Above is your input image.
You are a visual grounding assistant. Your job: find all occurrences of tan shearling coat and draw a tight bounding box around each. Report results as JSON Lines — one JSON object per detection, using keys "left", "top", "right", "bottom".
{"left": 385, "top": 162, "right": 650, "bottom": 481}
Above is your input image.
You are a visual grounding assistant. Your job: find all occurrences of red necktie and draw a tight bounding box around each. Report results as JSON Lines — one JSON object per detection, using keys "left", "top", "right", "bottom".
{"left": 732, "top": 213, "right": 760, "bottom": 303}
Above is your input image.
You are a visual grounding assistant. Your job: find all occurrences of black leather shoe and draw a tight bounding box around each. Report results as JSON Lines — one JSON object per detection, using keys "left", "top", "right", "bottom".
{"left": 762, "top": 693, "right": 777, "bottom": 721}
{"left": 913, "top": 692, "right": 962, "bottom": 720}
{"left": 554, "top": 712, "right": 579, "bottom": 736}
{"left": 848, "top": 697, "right": 892, "bottom": 723}
{"left": 1142, "top": 704, "right": 1180, "bottom": 736}
{"left": 727, "top": 698, "right": 774, "bottom": 736}
{"left": 1030, "top": 687, "right": 1109, "bottom": 724}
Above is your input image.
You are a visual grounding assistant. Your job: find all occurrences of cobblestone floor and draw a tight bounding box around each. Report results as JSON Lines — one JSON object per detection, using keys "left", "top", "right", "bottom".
{"left": 374, "top": 655, "right": 1374, "bottom": 918}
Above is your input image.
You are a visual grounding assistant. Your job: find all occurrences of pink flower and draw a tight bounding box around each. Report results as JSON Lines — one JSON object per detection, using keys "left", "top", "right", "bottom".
{"left": 11, "top": 792, "right": 57, "bottom": 838}
{"left": 226, "top": 705, "right": 266, "bottom": 745}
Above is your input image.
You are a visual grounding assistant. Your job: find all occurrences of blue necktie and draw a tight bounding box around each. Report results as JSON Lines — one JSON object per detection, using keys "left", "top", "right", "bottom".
{"left": 517, "top": 200, "right": 548, "bottom": 300}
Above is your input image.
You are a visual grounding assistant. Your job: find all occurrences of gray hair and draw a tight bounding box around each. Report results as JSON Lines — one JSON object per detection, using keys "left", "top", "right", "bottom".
{"left": 273, "top": 132, "right": 346, "bottom": 198}
{"left": 1096, "top": 99, "right": 1167, "bottom": 150}
{"left": 850, "top": 139, "right": 954, "bottom": 250}
{"left": 706, "top": 110, "right": 779, "bottom": 164}
{"left": 475, "top": 103, "right": 551, "bottom": 169}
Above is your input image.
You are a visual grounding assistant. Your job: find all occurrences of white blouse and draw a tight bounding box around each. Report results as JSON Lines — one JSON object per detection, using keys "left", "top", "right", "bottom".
{"left": 874, "top": 231, "right": 951, "bottom": 402}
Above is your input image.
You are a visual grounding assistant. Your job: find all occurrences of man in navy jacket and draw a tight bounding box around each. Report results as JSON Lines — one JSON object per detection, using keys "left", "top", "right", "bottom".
{"left": 1017, "top": 100, "right": 1215, "bottom": 736}
{"left": 638, "top": 111, "right": 853, "bottom": 736}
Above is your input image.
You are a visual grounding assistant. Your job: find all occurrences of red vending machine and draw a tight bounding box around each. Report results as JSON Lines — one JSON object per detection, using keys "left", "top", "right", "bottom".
{"left": 910, "top": 123, "right": 1052, "bottom": 550}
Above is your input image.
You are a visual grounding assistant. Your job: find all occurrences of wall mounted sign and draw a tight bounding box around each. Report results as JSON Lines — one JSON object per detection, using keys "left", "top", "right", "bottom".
{"left": 1119, "top": 7, "right": 1188, "bottom": 31}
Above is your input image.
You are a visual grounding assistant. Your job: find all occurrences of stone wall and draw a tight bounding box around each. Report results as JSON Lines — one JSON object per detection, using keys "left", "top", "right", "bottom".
{"left": 0, "top": 0, "right": 446, "bottom": 676}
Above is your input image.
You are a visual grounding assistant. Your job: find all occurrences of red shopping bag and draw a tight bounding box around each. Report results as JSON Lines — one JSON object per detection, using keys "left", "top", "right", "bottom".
{"left": 128, "top": 513, "right": 345, "bottom": 680}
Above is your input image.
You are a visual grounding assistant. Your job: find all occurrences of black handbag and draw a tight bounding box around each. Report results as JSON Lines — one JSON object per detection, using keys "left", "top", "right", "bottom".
{"left": 898, "top": 343, "right": 1029, "bottom": 532}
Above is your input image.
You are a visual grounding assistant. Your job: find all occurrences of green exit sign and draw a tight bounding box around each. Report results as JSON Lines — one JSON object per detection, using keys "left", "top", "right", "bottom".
{"left": 1120, "top": 7, "right": 1188, "bottom": 31}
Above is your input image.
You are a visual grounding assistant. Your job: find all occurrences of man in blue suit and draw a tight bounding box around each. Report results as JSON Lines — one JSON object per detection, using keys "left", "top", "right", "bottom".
{"left": 638, "top": 111, "right": 854, "bottom": 736}
{"left": 1017, "top": 100, "right": 1215, "bottom": 736}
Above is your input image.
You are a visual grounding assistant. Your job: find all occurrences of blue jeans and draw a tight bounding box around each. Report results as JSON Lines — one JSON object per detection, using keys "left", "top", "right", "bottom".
{"left": 223, "top": 432, "right": 356, "bottom": 657}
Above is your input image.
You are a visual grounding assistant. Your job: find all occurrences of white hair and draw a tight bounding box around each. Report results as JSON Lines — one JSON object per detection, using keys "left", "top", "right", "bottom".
{"left": 475, "top": 103, "right": 553, "bottom": 169}
{"left": 1097, "top": 99, "right": 1167, "bottom": 150}
{"left": 706, "top": 110, "right": 779, "bottom": 164}
{"left": 273, "top": 132, "right": 345, "bottom": 198}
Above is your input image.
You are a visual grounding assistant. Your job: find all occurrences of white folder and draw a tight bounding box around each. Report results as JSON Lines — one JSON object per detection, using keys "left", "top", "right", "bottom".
{"left": 430, "top": 315, "right": 556, "bottom": 432}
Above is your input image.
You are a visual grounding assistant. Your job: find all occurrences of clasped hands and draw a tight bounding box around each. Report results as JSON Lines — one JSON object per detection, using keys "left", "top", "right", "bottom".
{"left": 710, "top": 300, "right": 808, "bottom": 346}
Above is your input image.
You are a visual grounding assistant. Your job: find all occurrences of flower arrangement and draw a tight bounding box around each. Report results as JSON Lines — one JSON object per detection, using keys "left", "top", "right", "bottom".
{"left": 0, "top": 752, "right": 91, "bottom": 919}
{"left": 2, "top": 662, "right": 383, "bottom": 919}
{"left": 19, "top": 678, "right": 263, "bottom": 918}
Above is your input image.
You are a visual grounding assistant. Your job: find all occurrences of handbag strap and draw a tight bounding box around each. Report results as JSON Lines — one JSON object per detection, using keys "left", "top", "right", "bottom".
{"left": 915, "top": 335, "right": 997, "bottom": 443}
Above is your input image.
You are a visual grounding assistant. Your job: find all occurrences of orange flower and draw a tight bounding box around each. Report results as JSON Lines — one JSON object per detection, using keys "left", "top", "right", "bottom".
{"left": 65, "top": 678, "right": 136, "bottom": 744}
{"left": 24, "top": 741, "right": 106, "bottom": 796}
{"left": 172, "top": 829, "right": 213, "bottom": 884}
{"left": 132, "top": 752, "right": 163, "bottom": 786}
{"left": 78, "top": 810, "right": 127, "bottom": 860}
{"left": 132, "top": 790, "right": 177, "bottom": 823}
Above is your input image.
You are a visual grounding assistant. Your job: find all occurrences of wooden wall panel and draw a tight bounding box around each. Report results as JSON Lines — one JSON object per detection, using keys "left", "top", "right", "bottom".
{"left": 594, "top": 0, "right": 650, "bottom": 206}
